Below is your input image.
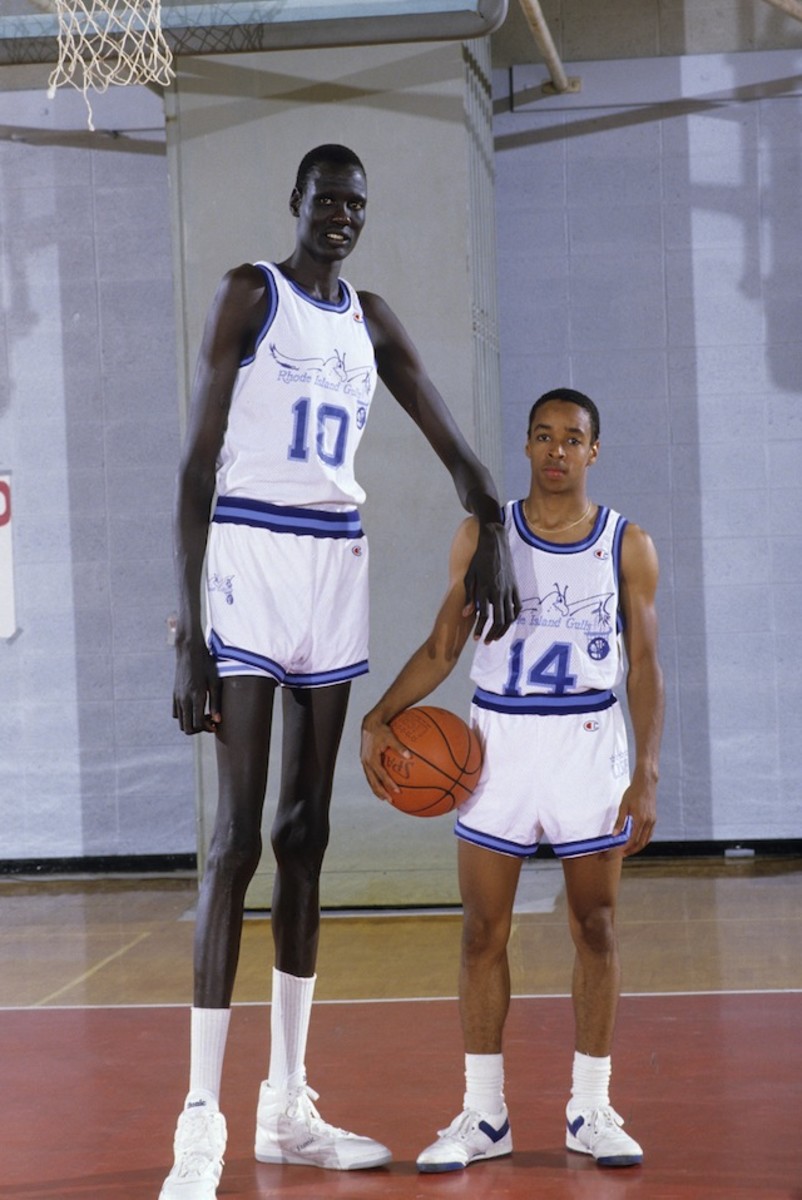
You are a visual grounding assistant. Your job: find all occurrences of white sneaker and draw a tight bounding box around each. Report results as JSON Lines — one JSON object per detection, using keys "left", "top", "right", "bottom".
{"left": 254, "top": 1079, "right": 392, "bottom": 1170}
{"left": 159, "top": 1098, "right": 227, "bottom": 1199}
{"left": 416, "top": 1105, "right": 512, "bottom": 1173}
{"left": 565, "top": 1103, "right": 643, "bottom": 1167}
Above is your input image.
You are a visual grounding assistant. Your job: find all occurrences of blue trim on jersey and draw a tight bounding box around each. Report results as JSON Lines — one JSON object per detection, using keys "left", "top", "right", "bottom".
{"left": 240, "top": 264, "right": 279, "bottom": 367}
{"left": 212, "top": 497, "right": 363, "bottom": 539}
{"left": 511, "top": 500, "right": 610, "bottom": 554}
{"left": 552, "top": 815, "right": 633, "bottom": 858}
{"left": 209, "top": 629, "right": 368, "bottom": 687}
{"left": 283, "top": 272, "right": 351, "bottom": 312}
{"left": 472, "top": 687, "right": 617, "bottom": 715}
{"left": 611, "top": 515, "right": 628, "bottom": 634}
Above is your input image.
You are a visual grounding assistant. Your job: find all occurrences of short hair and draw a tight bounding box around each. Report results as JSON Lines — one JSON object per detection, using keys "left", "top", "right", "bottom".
{"left": 294, "top": 144, "right": 366, "bottom": 194}
{"left": 527, "top": 387, "right": 600, "bottom": 444}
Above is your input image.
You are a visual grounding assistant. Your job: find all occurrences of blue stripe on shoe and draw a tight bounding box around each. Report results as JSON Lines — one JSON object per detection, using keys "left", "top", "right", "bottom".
{"left": 567, "top": 1114, "right": 585, "bottom": 1138}
{"left": 479, "top": 1116, "right": 510, "bottom": 1143}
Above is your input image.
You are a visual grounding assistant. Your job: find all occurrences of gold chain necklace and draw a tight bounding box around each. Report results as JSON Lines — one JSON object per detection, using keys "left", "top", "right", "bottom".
{"left": 523, "top": 499, "right": 593, "bottom": 534}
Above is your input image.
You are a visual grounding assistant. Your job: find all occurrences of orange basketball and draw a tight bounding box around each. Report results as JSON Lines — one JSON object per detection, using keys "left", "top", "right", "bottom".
{"left": 382, "top": 706, "right": 483, "bottom": 818}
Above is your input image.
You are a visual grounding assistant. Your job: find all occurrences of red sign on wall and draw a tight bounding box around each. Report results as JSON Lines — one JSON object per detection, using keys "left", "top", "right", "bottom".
{"left": 0, "top": 475, "right": 16, "bottom": 639}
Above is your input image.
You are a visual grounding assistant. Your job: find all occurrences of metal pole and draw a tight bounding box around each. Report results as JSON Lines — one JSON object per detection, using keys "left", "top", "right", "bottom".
{"left": 516, "top": 0, "right": 573, "bottom": 92}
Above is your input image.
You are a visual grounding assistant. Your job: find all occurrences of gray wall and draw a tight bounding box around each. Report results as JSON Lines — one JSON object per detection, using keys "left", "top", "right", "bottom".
{"left": 0, "top": 83, "right": 195, "bottom": 859}
{"left": 494, "top": 50, "right": 802, "bottom": 839}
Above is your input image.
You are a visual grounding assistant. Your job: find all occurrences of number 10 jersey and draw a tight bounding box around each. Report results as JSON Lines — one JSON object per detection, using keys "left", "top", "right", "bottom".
{"left": 215, "top": 262, "right": 378, "bottom": 507}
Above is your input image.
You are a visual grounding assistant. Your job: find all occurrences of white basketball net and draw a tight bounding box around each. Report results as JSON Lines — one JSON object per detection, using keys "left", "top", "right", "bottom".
{"left": 47, "top": 0, "right": 174, "bottom": 129}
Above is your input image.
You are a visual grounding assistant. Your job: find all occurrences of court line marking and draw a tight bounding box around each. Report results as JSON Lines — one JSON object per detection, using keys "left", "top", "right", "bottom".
{"left": 2, "top": 987, "right": 800, "bottom": 1013}
{"left": 31, "top": 932, "right": 152, "bottom": 1007}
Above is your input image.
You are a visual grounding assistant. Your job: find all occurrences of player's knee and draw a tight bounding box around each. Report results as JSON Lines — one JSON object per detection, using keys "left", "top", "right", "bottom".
{"left": 271, "top": 811, "right": 330, "bottom": 876}
{"left": 461, "top": 908, "right": 510, "bottom": 963}
{"left": 206, "top": 820, "right": 262, "bottom": 888}
{"left": 572, "top": 905, "right": 616, "bottom": 957}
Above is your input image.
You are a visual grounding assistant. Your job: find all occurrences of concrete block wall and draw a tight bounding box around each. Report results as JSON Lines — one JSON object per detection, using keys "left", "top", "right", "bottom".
{"left": 0, "top": 84, "right": 195, "bottom": 860}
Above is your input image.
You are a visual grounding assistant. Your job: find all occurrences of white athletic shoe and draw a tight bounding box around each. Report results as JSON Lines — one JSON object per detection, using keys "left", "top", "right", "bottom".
{"left": 254, "top": 1079, "right": 392, "bottom": 1170}
{"left": 159, "top": 1099, "right": 227, "bottom": 1199}
{"left": 565, "top": 1103, "right": 643, "bottom": 1167}
{"left": 416, "top": 1105, "right": 513, "bottom": 1173}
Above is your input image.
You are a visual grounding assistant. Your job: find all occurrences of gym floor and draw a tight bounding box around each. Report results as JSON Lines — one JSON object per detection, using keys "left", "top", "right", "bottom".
{"left": 1, "top": 854, "right": 800, "bottom": 1199}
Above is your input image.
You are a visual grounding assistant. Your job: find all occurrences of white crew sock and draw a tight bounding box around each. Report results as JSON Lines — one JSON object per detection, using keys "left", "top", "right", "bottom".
{"left": 268, "top": 968, "right": 316, "bottom": 1092}
{"left": 187, "top": 1006, "right": 231, "bottom": 1107}
{"left": 569, "top": 1051, "right": 612, "bottom": 1110}
{"left": 463, "top": 1053, "right": 505, "bottom": 1115}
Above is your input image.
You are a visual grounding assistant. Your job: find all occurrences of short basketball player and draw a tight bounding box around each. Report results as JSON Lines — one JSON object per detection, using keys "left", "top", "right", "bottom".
{"left": 159, "top": 145, "right": 520, "bottom": 1199}
{"left": 361, "top": 389, "right": 664, "bottom": 1172}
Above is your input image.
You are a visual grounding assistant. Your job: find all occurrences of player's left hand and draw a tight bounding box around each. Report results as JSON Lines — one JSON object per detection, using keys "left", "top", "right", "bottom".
{"left": 614, "top": 773, "right": 657, "bottom": 857}
{"left": 463, "top": 524, "right": 521, "bottom": 643}
{"left": 360, "top": 718, "right": 410, "bottom": 803}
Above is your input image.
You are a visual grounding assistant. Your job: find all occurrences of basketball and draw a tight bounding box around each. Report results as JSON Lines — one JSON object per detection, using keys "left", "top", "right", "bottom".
{"left": 382, "top": 706, "right": 483, "bottom": 818}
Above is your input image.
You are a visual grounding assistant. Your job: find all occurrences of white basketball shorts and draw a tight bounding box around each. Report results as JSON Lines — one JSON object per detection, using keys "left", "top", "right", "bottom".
{"left": 455, "top": 690, "right": 631, "bottom": 859}
{"left": 205, "top": 497, "right": 369, "bottom": 687}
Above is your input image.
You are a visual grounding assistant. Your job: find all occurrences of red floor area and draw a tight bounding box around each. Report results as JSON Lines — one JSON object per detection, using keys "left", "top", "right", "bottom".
{"left": 1, "top": 993, "right": 799, "bottom": 1199}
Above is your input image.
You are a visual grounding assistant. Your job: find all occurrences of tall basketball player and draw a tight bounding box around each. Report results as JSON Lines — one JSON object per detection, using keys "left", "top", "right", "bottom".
{"left": 362, "top": 389, "right": 664, "bottom": 1174}
{"left": 159, "top": 145, "right": 520, "bottom": 1199}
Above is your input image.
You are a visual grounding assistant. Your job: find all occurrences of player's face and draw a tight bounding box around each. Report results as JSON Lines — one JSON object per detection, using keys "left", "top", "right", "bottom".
{"left": 525, "top": 399, "right": 599, "bottom": 490}
{"left": 290, "top": 163, "right": 367, "bottom": 263}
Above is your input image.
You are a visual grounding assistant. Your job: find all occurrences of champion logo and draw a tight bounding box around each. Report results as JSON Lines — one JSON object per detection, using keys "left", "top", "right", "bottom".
{"left": 352, "top": 545, "right": 363, "bottom": 556}
{"left": 594, "top": 548, "right": 609, "bottom": 560}
{"left": 583, "top": 719, "right": 599, "bottom": 732}
{"left": 353, "top": 311, "right": 363, "bottom": 322}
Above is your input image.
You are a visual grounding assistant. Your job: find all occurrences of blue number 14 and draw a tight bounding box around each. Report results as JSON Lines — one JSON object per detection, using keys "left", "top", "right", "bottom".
{"left": 503, "top": 639, "right": 577, "bottom": 696}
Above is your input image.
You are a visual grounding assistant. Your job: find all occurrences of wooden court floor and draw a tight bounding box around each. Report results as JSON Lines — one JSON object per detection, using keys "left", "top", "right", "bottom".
{"left": 1, "top": 855, "right": 800, "bottom": 1199}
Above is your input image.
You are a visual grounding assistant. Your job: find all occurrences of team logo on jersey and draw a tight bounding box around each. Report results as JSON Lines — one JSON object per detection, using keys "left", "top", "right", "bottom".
{"left": 209, "top": 573, "right": 235, "bottom": 605}
{"left": 518, "top": 583, "right": 613, "bottom": 636}
{"left": 270, "top": 343, "right": 374, "bottom": 397}
{"left": 583, "top": 719, "right": 600, "bottom": 732}
{"left": 587, "top": 636, "right": 610, "bottom": 660}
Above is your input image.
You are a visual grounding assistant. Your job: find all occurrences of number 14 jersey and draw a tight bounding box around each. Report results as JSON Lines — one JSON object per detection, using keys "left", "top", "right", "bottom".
{"left": 215, "top": 262, "right": 378, "bottom": 507}
{"left": 471, "top": 501, "right": 629, "bottom": 701}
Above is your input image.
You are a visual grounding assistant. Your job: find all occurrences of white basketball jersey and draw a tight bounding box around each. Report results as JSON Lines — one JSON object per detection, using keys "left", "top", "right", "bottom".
{"left": 471, "top": 501, "right": 629, "bottom": 700}
{"left": 215, "top": 263, "right": 378, "bottom": 506}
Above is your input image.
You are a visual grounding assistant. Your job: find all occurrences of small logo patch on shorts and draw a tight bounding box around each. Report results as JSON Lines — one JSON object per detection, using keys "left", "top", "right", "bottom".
{"left": 583, "top": 719, "right": 599, "bottom": 732}
{"left": 209, "top": 573, "right": 235, "bottom": 605}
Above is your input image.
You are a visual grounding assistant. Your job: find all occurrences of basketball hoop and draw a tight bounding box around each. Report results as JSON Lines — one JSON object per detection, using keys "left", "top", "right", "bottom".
{"left": 47, "top": 0, "right": 174, "bottom": 130}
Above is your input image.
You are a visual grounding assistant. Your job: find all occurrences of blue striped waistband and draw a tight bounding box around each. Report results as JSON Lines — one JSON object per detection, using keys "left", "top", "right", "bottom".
{"left": 472, "top": 686, "right": 617, "bottom": 715}
{"left": 212, "top": 497, "right": 363, "bottom": 539}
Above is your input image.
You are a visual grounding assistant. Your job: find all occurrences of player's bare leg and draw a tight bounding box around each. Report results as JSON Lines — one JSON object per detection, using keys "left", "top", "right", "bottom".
{"left": 562, "top": 848, "right": 622, "bottom": 1057}
{"left": 457, "top": 841, "right": 522, "bottom": 1054}
{"left": 195, "top": 676, "right": 277, "bottom": 1005}
{"left": 269, "top": 682, "right": 351, "bottom": 976}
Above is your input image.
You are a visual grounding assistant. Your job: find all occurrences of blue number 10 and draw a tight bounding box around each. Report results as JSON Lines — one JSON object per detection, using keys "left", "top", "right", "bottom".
{"left": 288, "top": 397, "right": 349, "bottom": 467}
